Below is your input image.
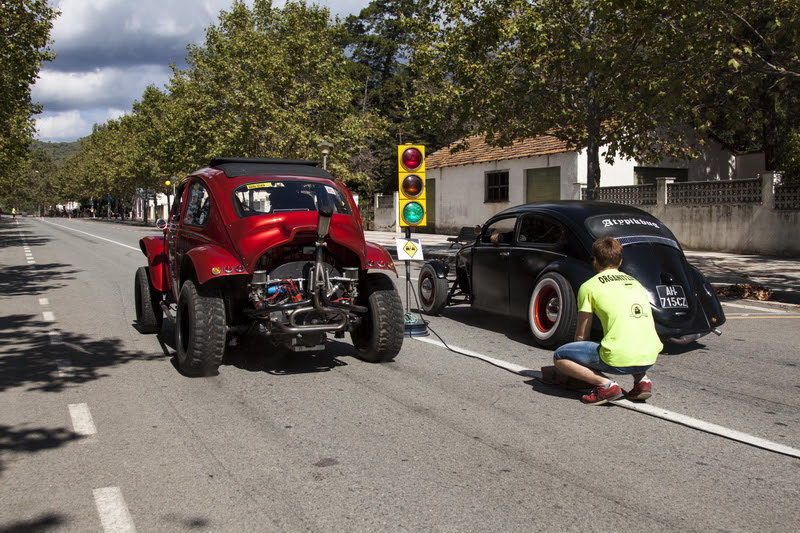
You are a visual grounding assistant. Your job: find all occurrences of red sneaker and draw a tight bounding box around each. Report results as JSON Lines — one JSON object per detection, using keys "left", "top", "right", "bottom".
{"left": 627, "top": 379, "right": 653, "bottom": 401}
{"left": 581, "top": 382, "right": 623, "bottom": 405}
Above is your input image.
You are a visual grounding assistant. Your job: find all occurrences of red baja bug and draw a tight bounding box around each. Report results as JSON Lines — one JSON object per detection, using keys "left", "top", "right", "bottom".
{"left": 135, "top": 158, "right": 403, "bottom": 376}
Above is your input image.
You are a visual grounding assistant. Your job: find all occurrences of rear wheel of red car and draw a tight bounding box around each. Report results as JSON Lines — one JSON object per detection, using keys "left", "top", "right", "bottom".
{"left": 175, "top": 280, "right": 226, "bottom": 376}
{"left": 529, "top": 273, "right": 577, "bottom": 348}
{"left": 351, "top": 273, "right": 404, "bottom": 362}
{"left": 418, "top": 263, "right": 448, "bottom": 315}
{"left": 134, "top": 266, "right": 163, "bottom": 334}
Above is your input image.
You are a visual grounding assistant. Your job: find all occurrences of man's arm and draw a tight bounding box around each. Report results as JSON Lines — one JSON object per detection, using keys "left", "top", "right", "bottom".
{"left": 573, "top": 311, "right": 592, "bottom": 341}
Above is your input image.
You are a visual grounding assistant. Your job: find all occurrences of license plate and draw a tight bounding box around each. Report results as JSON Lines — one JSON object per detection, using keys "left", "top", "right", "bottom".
{"left": 656, "top": 285, "right": 689, "bottom": 309}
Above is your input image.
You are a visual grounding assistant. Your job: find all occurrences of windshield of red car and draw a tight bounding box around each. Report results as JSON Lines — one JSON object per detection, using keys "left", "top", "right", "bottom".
{"left": 233, "top": 180, "right": 352, "bottom": 217}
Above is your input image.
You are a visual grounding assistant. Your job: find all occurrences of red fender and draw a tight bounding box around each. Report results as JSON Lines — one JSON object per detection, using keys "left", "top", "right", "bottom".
{"left": 187, "top": 245, "right": 249, "bottom": 285}
{"left": 139, "top": 235, "right": 169, "bottom": 292}
{"left": 364, "top": 242, "right": 397, "bottom": 274}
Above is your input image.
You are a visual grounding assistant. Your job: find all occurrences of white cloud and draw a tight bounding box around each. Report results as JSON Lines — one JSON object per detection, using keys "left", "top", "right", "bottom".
{"left": 35, "top": 111, "right": 87, "bottom": 142}
{"left": 36, "top": 108, "right": 129, "bottom": 142}
{"left": 36, "top": 0, "right": 370, "bottom": 142}
{"left": 33, "top": 65, "right": 171, "bottom": 111}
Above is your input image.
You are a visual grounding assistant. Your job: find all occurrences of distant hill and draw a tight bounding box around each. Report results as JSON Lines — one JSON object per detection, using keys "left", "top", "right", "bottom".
{"left": 30, "top": 139, "right": 83, "bottom": 166}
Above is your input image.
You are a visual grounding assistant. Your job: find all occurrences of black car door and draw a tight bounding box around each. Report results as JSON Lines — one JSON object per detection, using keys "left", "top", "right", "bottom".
{"left": 508, "top": 213, "right": 569, "bottom": 317}
{"left": 471, "top": 215, "right": 518, "bottom": 314}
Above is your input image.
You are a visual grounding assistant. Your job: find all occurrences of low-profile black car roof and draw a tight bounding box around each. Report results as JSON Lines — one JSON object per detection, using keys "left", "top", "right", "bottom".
{"left": 494, "top": 201, "right": 679, "bottom": 248}
{"left": 496, "top": 200, "right": 648, "bottom": 220}
{"left": 209, "top": 157, "right": 335, "bottom": 180}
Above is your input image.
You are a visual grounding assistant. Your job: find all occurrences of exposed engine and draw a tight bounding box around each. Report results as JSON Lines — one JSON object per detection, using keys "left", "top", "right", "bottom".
{"left": 248, "top": 260, "right": 360, "bottom": 311}
{"left": 244, "top": 258, "right": 365, "bottom": 351}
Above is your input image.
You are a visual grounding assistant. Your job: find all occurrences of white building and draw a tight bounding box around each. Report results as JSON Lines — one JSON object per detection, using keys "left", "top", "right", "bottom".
{"left": 424, "top": 133, "right": 765, "bottom": 233}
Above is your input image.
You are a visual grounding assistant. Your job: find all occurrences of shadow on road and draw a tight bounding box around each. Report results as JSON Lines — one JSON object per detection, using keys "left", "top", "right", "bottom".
{"left": 153, "top": 320, "right": 350, "bottom": 376}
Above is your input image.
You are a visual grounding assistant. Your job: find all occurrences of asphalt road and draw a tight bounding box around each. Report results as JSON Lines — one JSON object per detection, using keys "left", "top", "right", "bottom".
{"left": 1, "top": 217, "right": 798, "bottom": 532}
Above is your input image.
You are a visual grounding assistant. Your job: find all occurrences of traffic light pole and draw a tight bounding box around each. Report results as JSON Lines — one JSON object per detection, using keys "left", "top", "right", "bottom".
{"left": 404, "top": 226, "right": 412, "bottom": 308}
{"left": 398, "top": 144, "right": 429, "bottom": 337}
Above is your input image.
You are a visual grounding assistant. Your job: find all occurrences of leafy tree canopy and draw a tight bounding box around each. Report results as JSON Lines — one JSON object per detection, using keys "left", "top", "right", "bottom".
{"left": 0, "top": 0, "right": 57, "bottom": 204}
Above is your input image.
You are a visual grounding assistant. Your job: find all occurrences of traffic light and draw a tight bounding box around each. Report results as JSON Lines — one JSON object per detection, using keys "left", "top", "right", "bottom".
{"left": 398, "top": 144, "right": 426, "bottom": 227}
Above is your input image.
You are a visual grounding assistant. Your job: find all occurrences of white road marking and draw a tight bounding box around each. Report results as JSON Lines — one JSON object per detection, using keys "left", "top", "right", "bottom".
{"left": 611, "top": 400, "right": 800, "bottom": 458}
{"left": 68, "top": 403, "right": 97, "bottom": 436}
{"left": 414, "top": 336, "right": 800, "bottom": 459}
{"left": 42, "top": 311, "right": 55, "bottom": 322}
{"left": 93, "top": 487, "right": 137, "bottom": 533}
{"left": 722, "top": 301, "right": 783, "bottom": 313}
{"left": 39, "top": 298, "right": 49, "bottom": 306}
{"left": 42, "top": 220, "right": 140, "bottom": 251}
{"left": 49, "top": 331, "right": 63, "bottom": 345}
{"left": 55, "top": 359, "right": 72, "bottom": 378}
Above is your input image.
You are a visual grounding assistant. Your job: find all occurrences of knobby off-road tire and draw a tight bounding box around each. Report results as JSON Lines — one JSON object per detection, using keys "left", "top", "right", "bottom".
{"left": 134, "top": 266, "right": 163, "bottom": 334}
{"left": 529, "top": 272, "right": 577, "bottom": 348}
{"left": 418, "top": 263, "right": 448, "bottom": 315}
{"left": 351, "top": 272, "right": 404, "bottom": 363}
{"left": 175, "top": 280, "right": 226, "bottom": 376}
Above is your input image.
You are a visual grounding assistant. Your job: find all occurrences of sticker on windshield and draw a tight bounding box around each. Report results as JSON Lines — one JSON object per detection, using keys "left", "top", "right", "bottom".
{"left": 247, "top": 182, "right": 274, "bottom": 189}
{"left": 657, "top": 285, "right": 688, "bottom": 308}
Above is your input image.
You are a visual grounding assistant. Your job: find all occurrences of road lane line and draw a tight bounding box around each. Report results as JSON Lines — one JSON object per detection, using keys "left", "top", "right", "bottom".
{"left": 414, "top": 336, "right": 800, "bottom": 459}
{"left": 93, "top": 487, "right": 137, "bottom": 533}
{"left": 39, "top": 298, "right": 49, "bottom": 306}
{"left": 722, "top": 302, "right": 784, "bottom": 313}
{"left": 42, "top": 220, "right": 140, "bottom": 251}
{"left": 42, "top": 311, "right": 55, "bottom": 322}
{"left": 727, "top": 315, "right": 800, "bottom": 319}
{"left": 610, "top": 400, "right": 800, "bottom": 458}
{"left": 49, "top": 331, "right": 63, "bottom": 345}
{"left": 56, "top": 359, "right": 72, "bottom": 378}
{"left": 68, "top": 403, "right": 97, "bottom": 436}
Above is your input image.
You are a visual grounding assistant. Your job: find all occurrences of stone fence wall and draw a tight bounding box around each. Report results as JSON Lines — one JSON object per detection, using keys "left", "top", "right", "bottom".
{"left": 585, "top": 172, "right": 800, "bottom": 256}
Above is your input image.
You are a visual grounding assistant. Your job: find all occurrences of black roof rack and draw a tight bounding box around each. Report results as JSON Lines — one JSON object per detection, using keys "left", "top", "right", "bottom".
{"left": 209, "top": 157, "right": 333, "bottom": 179}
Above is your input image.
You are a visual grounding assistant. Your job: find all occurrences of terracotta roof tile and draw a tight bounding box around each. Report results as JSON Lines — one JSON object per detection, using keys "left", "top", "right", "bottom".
{"left": 427, "top": 134, "right": 571, "bottom": 169}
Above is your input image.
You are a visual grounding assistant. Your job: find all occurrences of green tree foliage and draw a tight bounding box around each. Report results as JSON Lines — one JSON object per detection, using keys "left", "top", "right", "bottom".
{"left": 411, "top": 0, "right": 800, "bottom": 186}
{"left": 690, "top": 0, "right": 800, "bottom": 181}
{"left": 166, "top": 0, "right": 387, "bottom": 192}
{"left": 30, "top": 139, "right": 83, "bottom": 166}
{"left": 53, "top": 0, "right": 800, "bottom": 206}
{"left": 343, "top": 0, "right": 438, "bottom": 192}
{"left": 62, "top": 0, "right": 388, "bottom": 201}
{"left": 0, "top": 0, "right": 57, "bottom": 202}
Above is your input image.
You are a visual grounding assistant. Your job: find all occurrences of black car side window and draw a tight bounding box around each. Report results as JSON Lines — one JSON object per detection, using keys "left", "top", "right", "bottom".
{"left": 482, "top": 217, "right": 516, "bottom": 244}
{"left": 184, "top": 181, "right": 211, "bottom": 227}
{"left": 518, "top": 214, "right": 564, "bottom": 246}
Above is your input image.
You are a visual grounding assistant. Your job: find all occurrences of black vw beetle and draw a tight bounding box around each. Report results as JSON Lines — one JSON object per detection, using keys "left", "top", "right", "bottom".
{"left": 417, "top": 201, "right": 725, "bottom": 348}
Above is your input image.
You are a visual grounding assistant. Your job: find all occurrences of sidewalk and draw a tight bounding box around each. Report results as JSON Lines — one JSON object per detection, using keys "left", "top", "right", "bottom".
{"left": 366, "top": 230, "right": 800, "bottom": 305}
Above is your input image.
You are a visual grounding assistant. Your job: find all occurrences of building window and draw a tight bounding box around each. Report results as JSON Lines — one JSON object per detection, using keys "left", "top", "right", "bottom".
{"left": 485, "top": 171, "right": 509, "bottom": 203}
{"left": 525, "top": 167, "right": 561, "bottom": 202}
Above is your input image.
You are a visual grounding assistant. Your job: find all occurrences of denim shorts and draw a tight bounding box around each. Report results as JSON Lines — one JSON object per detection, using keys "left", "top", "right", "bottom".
{"left": 553, "top": 341, "right": 653, "bottom": 375}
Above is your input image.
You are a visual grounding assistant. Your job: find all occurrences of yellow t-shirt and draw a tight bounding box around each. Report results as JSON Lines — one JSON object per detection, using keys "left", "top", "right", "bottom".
{"left": 577, "top": 269, "right": 662, "bottom": 367}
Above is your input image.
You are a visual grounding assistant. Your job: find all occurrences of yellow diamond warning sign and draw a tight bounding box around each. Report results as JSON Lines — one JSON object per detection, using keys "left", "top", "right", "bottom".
{"left": 395, "top": 238, "right": 425, "bottom": 261}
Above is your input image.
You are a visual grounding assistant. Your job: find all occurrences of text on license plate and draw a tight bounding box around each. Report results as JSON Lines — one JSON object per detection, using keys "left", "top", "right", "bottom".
{"left": 656, "top": 285, "right": 688, "bottom": 308}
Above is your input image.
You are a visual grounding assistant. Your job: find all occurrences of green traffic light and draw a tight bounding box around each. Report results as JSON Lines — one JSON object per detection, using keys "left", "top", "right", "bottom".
{"left": 402, "top": 201, "right": 424, "bottom": 224}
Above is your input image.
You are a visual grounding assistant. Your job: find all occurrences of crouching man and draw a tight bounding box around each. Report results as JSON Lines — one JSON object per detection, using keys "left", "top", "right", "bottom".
{"left": 554, "top": 237, "right": 663, "bottom": 405}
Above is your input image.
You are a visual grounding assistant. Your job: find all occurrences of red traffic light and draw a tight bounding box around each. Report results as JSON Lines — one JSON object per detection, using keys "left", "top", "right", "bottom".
{"left": 401, "top": 147, "right": 423, "bottom": 171}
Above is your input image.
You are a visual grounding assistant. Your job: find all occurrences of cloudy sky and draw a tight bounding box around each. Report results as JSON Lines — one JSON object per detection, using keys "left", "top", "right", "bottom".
{"left": 33, "top": 0, "right": 370, "bottom": 143}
